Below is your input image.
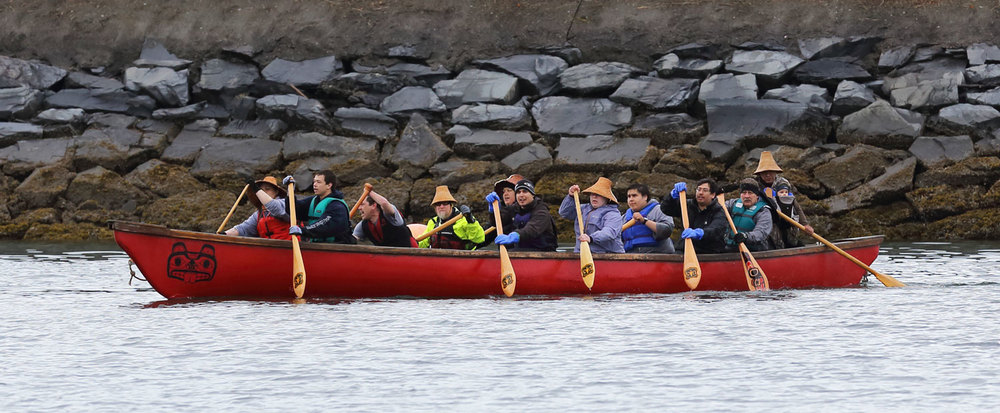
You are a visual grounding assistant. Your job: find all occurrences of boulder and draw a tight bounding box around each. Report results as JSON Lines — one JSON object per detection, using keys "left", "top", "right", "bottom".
{"left": 449, "top": 126, "right": 533, "bottom": 159}
{"left": 34, "top": 108, "right": 86, "bottom": 125}
{"left": 451, "top": 104, "right": 531, "bottom": 130}
{"left": 813, "top": 144, "right": 890, "bottom": 194}
{"left": 912, "top": 45, "right": 945, "bottom": 62}
{"left": 125, "top": 159, "right": 207, "bottom": 198}
{"left": 433, "top": 69, "right": 519, "bottom": 108}
{"left": 255, "top": 94, "right": 333, "bottom": 130}
{"left": 666, "top": 43, "right": 721, "bottom": 59}
{"left": 0, "top": 137, "right": 71, "bottom": 177}
{"left": 321, "top": 72, "right": 410, "bottom": 107}
{"left": 878, "top": 46, "right": 915, "bottom": 72}
{"left": 976, "top": 131, "right": 1000, "bottom": 156}
{"left": 474, "top": 54, "right": 568, "bottom": 96}
{"left": 831, "top": 80, "right": 876, "bottom": 116}
{"left": 630, "top": 113, "right": 706, "bottom": 148}
{"left": 197, "top": 58, "right": 260, "bottom": 92}
{"left": 380, "top": 86, "right": 447, "bottom": 116}
{"left": 609, "top": 76, "right": 700, "bottom": 111}
{"left": 906, "top": 185, "right": 988, "bottom": 221}
{"left": 558, "top": 62, "right": 642, "bottom": 95}
{"left": 762, "top": 84, "right": 831, "bottom": 113}
{"left": 124, "top": 67, "right": 190, "bottom": 106}
{"left": 966, "top": 87, "right": 1000, "bottom": 108}
{"left": 161, "top": 119, "right": 218, "bottom": 165}
{"left": 908, "top": 135, "right": 976, "bottom": 168}
{"left": 500, "top": 142, "right": 553, "bottom": 178}
{"left": 914, "top": 156, "right": 1000, "bottom": 189}
{"left": 66, "top": 166, "right": 147, "bottom": 212}
{"left": 386, "top": 44, "right": 431, "bottom": 61}
{"left": 87, "top": 112, "right": 136, "bottom": 129}
{"left": 65, "top": 72, "right": 124, "bottom": 90}
{"left": 14, "top": 165, "right": 74, "bottom": 209}
{"left": 724, "top": 50, "right": 804, "bottom": 86}
{"left": 152, "top": 102, "right": 207, "bottom": 121}
{"left": 531, "top": 96, "right": 631, "bottom": 136}
{"left": 652, "top": 144, "right": 725, "bottom": 179}
{"left": 333, "top": 107, "right": 397, "bottom": 140}
{"left": 71, "top": 125, "right": 152, "bottom": 173}
{"left": 218, "top": 119, "right": 288, "bottom": 140}
{"left": 285, "top": 156, "right": 391, "bottom": 187}
{"left": 0, "top": 86, "right": 43, "bottom": 120}
{"left": 793, "top": 58, "right": 872, "bottom": 88}
{"left": 45, "top": 88, "right": 156, "bottom": 116}
{"left": 0, "top": 122, "right": 44, "bottom": 148}
{"left": 883, "top": 58, "right": 965, "bottom": 111}
{"left": 798, "top": 36, "right": 881, "bottom": 61}
{"left": 281, "top": 131, "right": 379, "bottom": 162}
{"left": 190, "top": 138, "right": 282, "bottom": 180}
{"left": 925, "top": 103, "right": 1000, "bottom": 138}
{"left": 382, "top": 113, "right": 451, "bottom": 179}
{"left": 0, "top": 55, "right": 67, "bottom": 89}
{"left": 261, "top": 55, "right": 342, "bottom": 87}
{"left": 964, "top": 64, "right": 1000, "bottom": 87}
{"left": 142, "top": 189, "right": 251, "bottom": 233}
{"left": 698, "top": 73, "right": 758, "bottom": 105}
{"left": 825, "top": 157, "right": 916, "bottom": 215}
{"left": 967, "top": 43, "right": 1000, "bottom": 66}
{"left": 383, "top": 63, "right": 452, "bottom": 87}
{"left": 733, "top": 41, "right": 786, "bottom": 51}
{"left": 705, "top": 99, "right": 832, "bottom": 148}
{"left": 539, "top": 45, "right": 583, "bottom": 66}
{"left": 838, "top": 100, "right": 925, "bottom": 149}
{"left": 553, "top": 135, "right": 652, "bottom": 173}
{"left": 652, "top": 53, "right": 722, "bottom": 78}
{"left": 429, "top": 159, "right": 503, "bottom": 187}
{"left": 133, "top": 39, "right": 191, "bottom": 69}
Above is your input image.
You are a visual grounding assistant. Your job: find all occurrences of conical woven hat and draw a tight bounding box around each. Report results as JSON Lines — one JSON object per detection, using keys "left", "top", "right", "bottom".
{"left": 754, "top": 151, "right": 783, "bottom": 174}
{"left": 430, "top": 185, "right": 457, "bottom": 205}
{"left": 582, "top": 177, "right": 618, "bottom": 204}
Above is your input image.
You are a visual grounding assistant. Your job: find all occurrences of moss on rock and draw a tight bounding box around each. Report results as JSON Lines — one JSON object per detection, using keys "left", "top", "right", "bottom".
{"left": 22, "top": 222, "right": 113, "bottom": 241}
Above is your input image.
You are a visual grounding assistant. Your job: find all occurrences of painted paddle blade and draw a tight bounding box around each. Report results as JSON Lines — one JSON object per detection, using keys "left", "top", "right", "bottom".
{"left": 292, "top": 236, "right": 306, "bottom": 298}
{"left": 580, "top": 241, "right": 595, "bottom": 290}
{"left": 678, "top": 190, "right": 701, "bottom": 290}
{"left": 499, "top": 245, "right": 516, "bottom": 297}
{"left": 739, "top": 244, "right": 769, "bottom": 291}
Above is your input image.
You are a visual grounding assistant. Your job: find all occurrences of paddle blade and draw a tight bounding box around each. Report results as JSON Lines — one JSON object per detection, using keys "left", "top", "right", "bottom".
{"left": 580, "top": 241, "right": 595, "bottom": 290}
{"left": 872, "top": 270, "right": 906, "bottom": 287}
{"left": 292, "top": 236, "right": 306, "bottom": 298}
{"left": 682, "top": 239, "right": 701, "bottom": 289}
{"left": 499, "top": 245, "right": 516, "bottom": 297}
{"left": 739, "top": 244, "right": 769, "bottom": 291}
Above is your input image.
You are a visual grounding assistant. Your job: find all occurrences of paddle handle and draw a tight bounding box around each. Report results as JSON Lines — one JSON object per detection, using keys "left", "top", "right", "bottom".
{"left": 484, "top": 226, "right": 496, "bottom": 235}
{"left": 349, "top": 183, "right": 373, "bottom": 219}
{"left": 774, "top": 209, "right": 905, "bottom": 287}
{"left": 572, "top": 191, "right": 586, "bottom": 235}
{"left": 217, "top": 184, "right": 250, "bottom": 234}
{"left": 622, "top": 218, "right": 636, "bottom": 230}
{"left": 414, "top": 213, "right": 464, "bottom": 242}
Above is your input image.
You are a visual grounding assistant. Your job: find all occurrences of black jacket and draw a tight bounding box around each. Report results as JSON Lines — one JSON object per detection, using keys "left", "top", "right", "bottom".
{"left": 660, "top": 196, "right": 728, "bottom": 254}
{"left": 290, "top": 190, "right": 356, "bottom": 244}
{"left": 499, "top": 198, "right": 558, "bottom": 251}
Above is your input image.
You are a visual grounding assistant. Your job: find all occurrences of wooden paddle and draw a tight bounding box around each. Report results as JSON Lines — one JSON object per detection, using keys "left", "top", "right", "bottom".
{"left": 572, "top": 191, "right": 596, "bottom": 290}
{"left": 216, "top": 184, "right": 250, "bottom": 234}
{"left": 717, "top": 194, "right": 770, "bottom": 291}
{"left": 349, "top": 183, "right": 373, "bottom": 219}
{"left": 484, "top": 226, "right": 496, "bottom": 236}
{"left": 773, "top": 208, "right": 905, "bottom": 287}
{"left": 622, "top": 218, "right": 636, "bottom": 230}
{"left": 491, "top": 200, "right": 516, "bottom": 297}
{"left": 288, "top": 182, "right": 306, "bottom": 298}
{"left": 678, "top": 190, "right": 702, "bottom": 290}
{"left": 414, "top": 213, "right": 464, "bottom": 242}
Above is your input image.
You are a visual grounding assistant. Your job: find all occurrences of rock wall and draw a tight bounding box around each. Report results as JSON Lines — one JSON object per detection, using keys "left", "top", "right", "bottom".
{"left": 3, "top": 2, "right": 1000, "bottom": 242}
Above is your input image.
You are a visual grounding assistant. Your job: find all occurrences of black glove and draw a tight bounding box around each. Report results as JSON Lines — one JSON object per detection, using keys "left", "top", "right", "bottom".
{"left": 245, "top": 177, "right": 259, "bottom": 193}
{"left": 459, "top": 205, "right": 473, "bottom": 222}
{"left": 733, "top": 232, "right": 748, "bottom": 245}
{"left": 217, "top": 230, "right": 226, "bottom": 235}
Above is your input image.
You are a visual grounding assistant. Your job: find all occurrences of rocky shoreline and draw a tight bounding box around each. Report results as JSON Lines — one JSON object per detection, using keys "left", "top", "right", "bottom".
{"left": 3, "top": 36, "right": 1000, "bottom": 242}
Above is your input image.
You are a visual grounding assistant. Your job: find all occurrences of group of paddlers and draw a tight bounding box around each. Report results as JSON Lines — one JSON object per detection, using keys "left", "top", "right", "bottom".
{"left": 220, "top": 151, "right": 814, "bottom": 255}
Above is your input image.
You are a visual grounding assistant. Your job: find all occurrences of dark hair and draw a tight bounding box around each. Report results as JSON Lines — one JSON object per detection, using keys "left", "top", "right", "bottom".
{"left": 314, "top": 170, "right": 338, "bottom": 188}
{"left": 626, "top": 183, "right": 650, "bottom": 199}
{"left": 696, "top": 178, "right": 720, "bottom": 195}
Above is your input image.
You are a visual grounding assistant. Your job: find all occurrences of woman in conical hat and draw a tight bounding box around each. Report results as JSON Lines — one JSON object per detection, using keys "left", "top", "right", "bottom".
{"left": 557, "top": 177, "right": 626, "bottom": 254}
{"left": 752, "top": 151, "right": 814, "bottom": 246}
{"left": 222, "top": 176, "right": 292, "bottom": 240}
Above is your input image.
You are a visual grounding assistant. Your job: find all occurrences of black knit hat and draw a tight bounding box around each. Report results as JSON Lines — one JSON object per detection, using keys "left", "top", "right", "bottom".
{"left": 514, "top": 179, "right": 536, "bottom": 195}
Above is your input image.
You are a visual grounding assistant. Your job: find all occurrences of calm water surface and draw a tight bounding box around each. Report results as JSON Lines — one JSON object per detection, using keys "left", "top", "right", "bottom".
{"left": 1, "top": 240, "right": 998, "bottom": 411}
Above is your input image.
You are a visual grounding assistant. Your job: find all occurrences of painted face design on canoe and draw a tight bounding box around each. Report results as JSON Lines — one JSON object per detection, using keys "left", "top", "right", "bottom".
{"left": 166, "top": 242, "right": 217, "bottom": 284}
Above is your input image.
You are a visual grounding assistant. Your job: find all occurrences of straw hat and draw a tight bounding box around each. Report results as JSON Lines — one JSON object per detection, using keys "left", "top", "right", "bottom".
{"left": 430, "top": 185, "right": 457, "bottom": 205}
{"left": 754, "top": 151, "right": 783, "bottom": 174}
{"left": 248, "top": 176, "right": 286, "bottom": 208}
{"left": 493, "top": 173, "right": 524, "bottom": 197}
{"left": 582, "top": 177, "right": 618, "bottom": 204}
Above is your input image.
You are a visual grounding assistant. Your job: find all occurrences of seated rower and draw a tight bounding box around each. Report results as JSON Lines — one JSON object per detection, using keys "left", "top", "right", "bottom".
{"left": 621, "top": 183, "right": 675, "bottom": 254}
{"left": 753, "top": 151, "right": 814, "bottom": 248}
{"left": 771, "top": 177, "right": 804, "bottom": 248}
{"left": 284, "top": 171, "right": 355, "bottom": 244}
{"left": 353, "top": 190, "right": 418, "bottom": 248}
{"left": 558, "top": 177, "right": 625, "bottom": 254}
{"left": 660, "top": 178, "right": 728, "bottom": 254}
{"left": 419, "top": 185, "right": 485, "bottom": 250}
{"left": 487, "top": 179, "right": 558, "bottom": 252}
{"left": 222, "top": 176, "right": 292, "bottom": 240}
{"left": 723, "top": 178, "right": 774, "bottom": 252}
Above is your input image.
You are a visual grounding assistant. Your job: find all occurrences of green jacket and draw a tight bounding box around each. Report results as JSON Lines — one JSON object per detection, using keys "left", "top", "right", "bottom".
{"left": 418, "top": 208, "right": 486, "bottom": 249}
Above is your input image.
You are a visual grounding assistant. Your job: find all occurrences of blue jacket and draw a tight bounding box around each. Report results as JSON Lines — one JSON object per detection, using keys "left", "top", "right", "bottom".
{"left": 558, "top": 195, "right": 626, "bottom": 254}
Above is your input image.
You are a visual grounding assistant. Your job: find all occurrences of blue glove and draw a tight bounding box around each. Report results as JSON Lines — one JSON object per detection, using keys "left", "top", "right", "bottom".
{"left": 681, "top": 228, "right": 704, "bottom": 240}
{"left": 485, "top": 192, "right": 500, "bottom": 212}
{"left": 494, "top": 232, "right": 520, "bottom": 245}
{"left": 289, "top": 225, "right": 302, "bottom": 236}
{"left": 282, "top": 175, "right": 295, "bottom": 186}
{"left": 671, "top": 182, "right": 687, "bottom": 199}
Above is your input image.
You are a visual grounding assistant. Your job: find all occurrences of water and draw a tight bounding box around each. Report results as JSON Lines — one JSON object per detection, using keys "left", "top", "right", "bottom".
{"left": 1, "top": 240, "right": 999, "bottom": 411}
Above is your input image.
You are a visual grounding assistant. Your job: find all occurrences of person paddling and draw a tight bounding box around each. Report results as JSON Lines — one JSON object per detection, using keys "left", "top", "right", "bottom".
{"left": 418, "top": 185, "right": 485, "bottom": 250}
{"left": 353, "top": 190, "right": 418, "bottom": 248}
{"left": 660, "top": 178, "right": 728, "bottom": 254}
{"left": 621, "top": 183, "right": 675, "bottom": 253}
{"left": 488, "top": 179, "right": 558, "bottom": 252}
{"left": 221, "top": 176, "right": 292, "bottom": 240}
{"left": 753, "top": 151, "right": 814, "bottom": 248}
{"left": 723, "top": 178, "right": 774, "bottom": 252}
{"left": 284, "top": 171, "right": 355, "bottom": 244}
{"left": 558, "top": 177, "right": 625, "bottom": 254}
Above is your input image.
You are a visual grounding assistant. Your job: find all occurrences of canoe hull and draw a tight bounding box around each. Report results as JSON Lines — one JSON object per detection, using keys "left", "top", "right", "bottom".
{"left": 113, "top": 221, "right": 882, "bottom": 299}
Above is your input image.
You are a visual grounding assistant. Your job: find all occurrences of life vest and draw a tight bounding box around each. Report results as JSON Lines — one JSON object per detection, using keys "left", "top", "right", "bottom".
{"left": 727, "top": 199, "right": 767, "bottom": 246}
{"left": 622, "top": 201, "right": 659, "bottom": 251}
{"left": 256, "top": 208, "right": 292, "bottom": 240}
{"left": 428, "top": 211, "right": 473, "bottom": 250}
{"left": 362, "top": 211, "right": 418, "bottom": 248}
{"left": 307, "top": 196, "right": 349, "bottom": 243}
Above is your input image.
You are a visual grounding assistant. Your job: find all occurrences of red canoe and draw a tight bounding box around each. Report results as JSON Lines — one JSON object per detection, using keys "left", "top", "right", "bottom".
{"left": 112, "top": 221, "right": 884, "bottom": 299}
